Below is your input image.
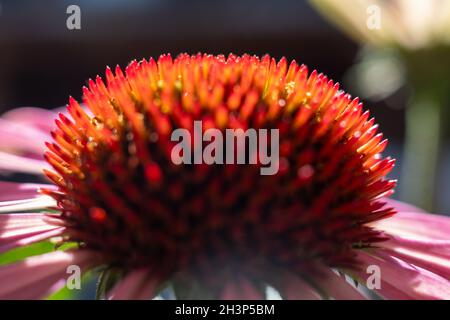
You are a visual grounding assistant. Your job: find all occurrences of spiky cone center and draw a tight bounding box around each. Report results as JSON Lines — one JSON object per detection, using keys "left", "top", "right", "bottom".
{"left": 43, "top": 53, "right": 396, "bottom": 285}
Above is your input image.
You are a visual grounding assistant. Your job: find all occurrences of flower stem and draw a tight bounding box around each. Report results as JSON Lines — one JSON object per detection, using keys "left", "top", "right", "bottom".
{"left": 399, "top": 86, "right": 444, "bottom": 211}
{"left": 398, "top": 47, "right": 450, "bottom": 212}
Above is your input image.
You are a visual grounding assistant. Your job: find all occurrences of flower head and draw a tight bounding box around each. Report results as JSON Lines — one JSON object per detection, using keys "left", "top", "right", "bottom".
{"left": 0, "top": 53, "right": 449, "bottom": 299}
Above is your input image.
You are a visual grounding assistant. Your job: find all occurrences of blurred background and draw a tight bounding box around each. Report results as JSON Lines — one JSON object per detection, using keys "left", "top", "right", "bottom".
{"left": 0, "top": 0, "right": 449, "bottom": 212}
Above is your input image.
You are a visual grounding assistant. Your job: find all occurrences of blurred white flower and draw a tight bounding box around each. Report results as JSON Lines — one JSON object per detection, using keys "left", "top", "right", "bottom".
{"left": 310, "top": 0, "right": 450, "bottom": 50}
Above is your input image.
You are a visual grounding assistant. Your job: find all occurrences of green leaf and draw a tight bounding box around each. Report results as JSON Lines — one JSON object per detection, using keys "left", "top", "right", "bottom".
{"left": 0, "top": 240, "right": 80, "bottom": 266}
{"left": 0, "top": 241, "right": 54, "bottom": 266}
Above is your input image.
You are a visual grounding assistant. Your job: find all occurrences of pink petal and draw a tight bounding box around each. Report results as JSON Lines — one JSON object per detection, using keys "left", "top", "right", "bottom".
{"left": 368, "top": 281, "right": 412, "bottom": 300}
{"left": 0, "top": 196, "right": 56, "bottom": 213}
{"left": 380, "top": 235, "right": 450, "bottom": 279}
{"left": 0, "top": 250, "right": 93, "bottom": 299}
{"left": 356, "top": 250, "right": 450, "bottom": 300}
{"left": 4, "top": 274, "right": 66, "bottom": 300}
{"left": 0, "top": 151, "right": 49, "bottom": 175}
{"left": 135, "top": 278, "right": 161, "bottom": 300}
{"left": 383, "top": 198, "right": 426, "bottom": 213}
{"left": 372, "top": 211, "right": 450, "bottom": 240}
{"left": 1, "top": 223, "right": 62, "bottom": 238}
{"left": 220, "top": 276, "right": 265, "bottom": 300}
{"left": 108, "top": 269, "right": 159, "bottom": 300}
{"left": 1, "top": 227, "right": 65, "bottom": 254}
{"left": 0, "top": 119, "right": 49, "bottom": 156}
{"left": 383, "top": 235, "right": 450, "bottom": 258}
{"left": 269, "top": 271, "right": 321, "bottom": 300}
{"left": 0, "top": 213, "right": 60, "bottom": 227}
{"left": 0, "top": 213, "right": 63, "bottom": 253}
{"left": 2, "top": 107, "right": 57, "bottom": 133}
{"left": 0, "top": 181, "right": 55, "bottom": 202}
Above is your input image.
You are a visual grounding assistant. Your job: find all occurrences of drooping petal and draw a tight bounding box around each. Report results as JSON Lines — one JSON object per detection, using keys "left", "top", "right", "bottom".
{"left": 355, "top": 250, "right": 450, "bottom": 300}
{"left": 4, "top": 274, "right": 66, "bottom": 299}
{"left": 372, "top": 210, "right": 450, "bottom": 240}
{"left": 383, "top": 235, "right": 450, "bottom": 258}
{"left": 0, "top": 227, "right": 64, "bottom": 254}
{"left": 0, "top": 181, "right": 56, "bottom": 202}
{"left": 220, "top": 276, "right": 265, "bottom": 300}
{"left": 2, "top": 107, "right": 57, "bottom": 133}
{"left": 373, "top": 281, "right": 413, "bottom": 299}
{"left": 0, "top": 213, "right": 60, "bottom": 227}
{"left": 0, "top": 250, "right": 93, "bottom": 299}
{"left": 0, "top": 119, "right": 49, "bottom": 156}
{"left": 107, "top": 269, "right": 159, "bottom": 300}
{"left": 268, "top": 271, "right": 322, "bottom": 300}
{"left": 0, "top": 213, "right": 64, "bottom": 253}
{"left": 376, "top": 210, "right": 450, "bottom": 279}
{"left": 0, "top": 196, "right": 56, "bottom": 213}
{"left": 380, "top": 235, "right": 450, "bottom": 279}
{"left": 0, "top": 151, "right": 49, "bottom": 175}
{"left": 383, "top": 198, "right": 426, "bottom": 213}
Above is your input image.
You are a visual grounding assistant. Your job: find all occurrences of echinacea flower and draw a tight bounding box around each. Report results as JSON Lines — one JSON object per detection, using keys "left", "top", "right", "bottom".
{"left": 0, "top": 53, "right": 449, "bottom": 300}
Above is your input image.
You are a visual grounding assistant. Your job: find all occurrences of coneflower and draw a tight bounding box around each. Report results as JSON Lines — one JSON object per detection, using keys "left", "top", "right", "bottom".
{"left": 0, "top": 53, "right": 449, "bottom": 299}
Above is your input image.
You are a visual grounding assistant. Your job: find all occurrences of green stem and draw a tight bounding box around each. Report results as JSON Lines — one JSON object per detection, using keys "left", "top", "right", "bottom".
{"left": 399, "top": 87, "right": 443, "bottom": 211}
{"left": 397, "top": 47, "right": 450, "bottom": 211}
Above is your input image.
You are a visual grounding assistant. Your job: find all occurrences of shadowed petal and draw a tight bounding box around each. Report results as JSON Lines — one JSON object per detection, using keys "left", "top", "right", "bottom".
{"left": 220, "top": 276, "right": 265, "bottom": 300}
{"left": 269, "top": 271, "right": 322, "bottom": 300}
{"left": 5, "top": 274, "right": 66, "bottom": 300}
{"left": 108, "top": 269, "right": 159, "bottom": 300}
{"left": 311, "top": 265, "right": 367, "bottom": 300}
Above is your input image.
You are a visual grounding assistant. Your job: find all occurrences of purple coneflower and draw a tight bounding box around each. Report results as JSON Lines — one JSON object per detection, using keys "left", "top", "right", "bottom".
{"left": 0, "top": 53, "right": 449, "bottom": 300}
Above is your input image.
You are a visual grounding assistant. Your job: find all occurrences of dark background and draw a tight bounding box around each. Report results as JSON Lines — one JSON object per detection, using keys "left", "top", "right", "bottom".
{"left": 0, "top": 0, "right": 449, "bottom": 211}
